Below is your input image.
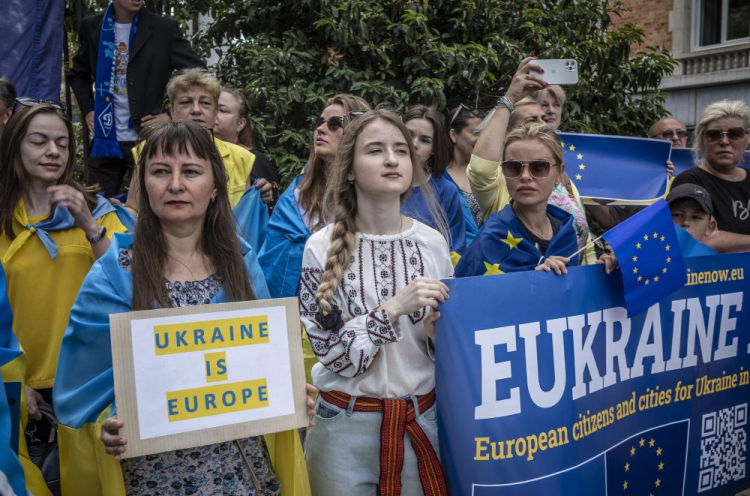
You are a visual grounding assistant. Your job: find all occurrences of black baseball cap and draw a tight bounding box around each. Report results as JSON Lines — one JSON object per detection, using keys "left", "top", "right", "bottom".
{"left": 666, "top": 183, "right": 713, "bottom": 216}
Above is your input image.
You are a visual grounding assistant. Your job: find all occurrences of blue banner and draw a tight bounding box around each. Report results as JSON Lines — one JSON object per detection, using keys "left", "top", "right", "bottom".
{"left": 558, "top": 133, "right": 672, "bottom": 202}
{"left": 671, "top": 148, "right": 750, "bottom": 177}
{"left": 0, "top": 0, "right": 64, "bottom": 100}
{"left": 436, "top": 253, "right": 750, "bottom": 495}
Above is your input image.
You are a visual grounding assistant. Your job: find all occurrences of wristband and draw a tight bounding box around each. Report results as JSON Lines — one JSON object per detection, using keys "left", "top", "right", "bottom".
{"left": 86, "top": 225, "right": 107, "bottom": 244}
{"left": 495, "top": 96, "right": 515, "bottom": 113}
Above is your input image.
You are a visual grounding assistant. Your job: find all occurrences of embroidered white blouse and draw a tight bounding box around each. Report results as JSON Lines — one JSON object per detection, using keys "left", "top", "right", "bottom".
{"left": 299, "top": 219, "right": 454, "bottom": 399}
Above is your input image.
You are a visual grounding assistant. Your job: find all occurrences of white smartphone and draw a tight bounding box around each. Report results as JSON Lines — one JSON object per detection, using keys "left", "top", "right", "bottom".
{"left": 529, "top": 59, "right": 579, "bottom": 85}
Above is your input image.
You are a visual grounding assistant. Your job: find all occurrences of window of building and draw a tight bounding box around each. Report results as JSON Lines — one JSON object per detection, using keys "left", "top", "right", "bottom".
{"left": 694, "top": 0, "right": 750, "bottom": 47}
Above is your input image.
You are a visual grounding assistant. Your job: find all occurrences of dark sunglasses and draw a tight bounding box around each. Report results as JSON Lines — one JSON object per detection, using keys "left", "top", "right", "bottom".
{"left": 449, "top": 104, "right": 486, "bottom": 129}
{"left": 653, "top": 129, "right": 688, "bottom": 140}
{"left": 501, "top": 160, "right": 559, "bottom": 179}
{"left": 13, "top": 97, "right": 68, "bottom": 114}
{"left": 311, "top": 111, "right": 366, "bottom": 132}
{"left": 704, "top": 128, "right": 746, "bottom": 143}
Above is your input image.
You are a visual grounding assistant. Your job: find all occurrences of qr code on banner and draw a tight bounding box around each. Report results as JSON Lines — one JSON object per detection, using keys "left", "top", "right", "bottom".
{"left": 698, "top": 403, "right": 747, "bottom": 492}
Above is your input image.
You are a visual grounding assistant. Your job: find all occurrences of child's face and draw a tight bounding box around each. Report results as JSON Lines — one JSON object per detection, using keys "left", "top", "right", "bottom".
{"left": 670, "top": 198, "right": 716, "bottom": 241}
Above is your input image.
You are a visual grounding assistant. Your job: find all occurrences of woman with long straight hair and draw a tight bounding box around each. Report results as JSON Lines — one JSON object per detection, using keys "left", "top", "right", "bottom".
{"left": 301, "top": 109, "right": 452, "bottom": 495}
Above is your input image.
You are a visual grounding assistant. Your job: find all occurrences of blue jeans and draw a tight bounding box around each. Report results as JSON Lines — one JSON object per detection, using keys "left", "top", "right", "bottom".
{"left": 304, "top": 394, "right": 441, "bottom": 496}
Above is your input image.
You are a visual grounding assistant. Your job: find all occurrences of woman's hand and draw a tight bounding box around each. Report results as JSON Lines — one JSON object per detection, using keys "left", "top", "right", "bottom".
{"left": 535, "top": 255, "right": 570, "bottom": 275}
{"left": 424, "top": 309, "right": 441, "bottom": 344}
{"left": 306, "top": 383, "right": 318, "bottom": 427}
{"left": 504, "top": 57, "right": 548, "bottom": 104}
{"left": 597, "top": 253, "right": 619, "bottom": 274}
{"left": 25, "top": 386, "right": 43, "bottom": 421}
{"left": 48, "top": 185, "right": 99, "bottom": 239}
{"left": 101, "top": 417, "right": 127, "bottom": 460}
{"left": 380, "top": 277, "right": 449, "bottom": 323}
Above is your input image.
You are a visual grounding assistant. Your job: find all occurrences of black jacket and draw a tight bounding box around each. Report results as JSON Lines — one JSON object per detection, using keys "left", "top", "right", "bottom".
{"left": 68, "top": 10, "right": 204, "bottom": 133}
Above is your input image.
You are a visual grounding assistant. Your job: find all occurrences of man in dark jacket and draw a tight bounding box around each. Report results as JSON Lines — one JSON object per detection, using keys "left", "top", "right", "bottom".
{"left": 69, "top": 0, "right": 204, "bottom": 196}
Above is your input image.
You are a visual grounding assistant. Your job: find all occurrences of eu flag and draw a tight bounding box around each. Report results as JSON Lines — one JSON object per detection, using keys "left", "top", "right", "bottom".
{"left": 602, "top": 199, "right": 687, "bottom": 316}
{"left": 558, "top": 133, "right": 671, "bottom": 201}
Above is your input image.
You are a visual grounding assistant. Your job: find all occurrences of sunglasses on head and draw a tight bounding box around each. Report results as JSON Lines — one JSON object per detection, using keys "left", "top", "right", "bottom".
{"left": 449, "top": 104, "right": 486, "bottom": 129}
{"left": 13, "top": 97, "right": 68, "bottom": 114}
{"left": 501, "top": 159, "right": 559, "bottom": 179}
{"left": 311, "top": 111, "right": 366, "bottom": 132}
{"left": 704, "top": 128, "right": 746, "bottom": 143}
{"left": 654, "top": 129, "right": 688, "bottom": 140}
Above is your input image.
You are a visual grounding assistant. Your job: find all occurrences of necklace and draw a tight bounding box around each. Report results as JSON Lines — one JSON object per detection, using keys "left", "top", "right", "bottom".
{"left": 514, "top": 205, "right": 552, "bottom": 240}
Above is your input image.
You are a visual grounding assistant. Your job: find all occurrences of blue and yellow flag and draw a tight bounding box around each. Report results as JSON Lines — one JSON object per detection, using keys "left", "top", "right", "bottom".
{"left": 233, "top": 185, "right": 269, "bottom": 253}
{"left": 455, "top": 204, "right": 579, "bottom": 277}
{"left": 602, "top": 199, "right": 687, "bottom": 315}
{"left": 558, "top": 133, "right": 671, "bottom": 202}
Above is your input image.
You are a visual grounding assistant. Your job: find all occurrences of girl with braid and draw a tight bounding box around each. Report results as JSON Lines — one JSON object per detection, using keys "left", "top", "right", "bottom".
{"left": 299, "top": 109, "right": 452, "bottom": 495}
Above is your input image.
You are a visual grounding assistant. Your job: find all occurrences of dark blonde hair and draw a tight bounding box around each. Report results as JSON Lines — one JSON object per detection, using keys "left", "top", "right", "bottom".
{"left": 504, "top": 123, "right": 569, "bottom": 193}
{"left": 299, "top": 94, "right": 372, "bottom": 232}
{"left": 132, "top": 121, "right": 254, "bottom": 310}
{"left": 315, "top": 109, "right": 445, "bottom": 315}
{"left": 0, "top": 105, "right": 97, "bottom": 240}
{"left": 167, "top": 69, "right": 221, "bottom": 106}
{"left": 220, "top": 87, "right": 253, "bottom": 148}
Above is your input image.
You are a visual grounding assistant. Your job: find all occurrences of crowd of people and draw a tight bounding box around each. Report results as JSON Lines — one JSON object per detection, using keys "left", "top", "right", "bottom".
{"left": 0, "top": 1, "right": 749, "bottom": 495}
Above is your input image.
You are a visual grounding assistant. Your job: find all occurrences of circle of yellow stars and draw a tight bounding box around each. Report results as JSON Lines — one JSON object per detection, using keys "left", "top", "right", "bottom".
{"left": 632, "top": 231, "right": 671, "bottom": 285}
{"left": 561, "top": 141, "right": 585, "bottom": 181}
{"left": 622, "top": 436, "right": 665, "bottom": 494}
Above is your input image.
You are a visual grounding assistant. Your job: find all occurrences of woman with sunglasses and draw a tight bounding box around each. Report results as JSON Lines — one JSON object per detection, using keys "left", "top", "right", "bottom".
{"left": 258, "top": 94, "right": 371, "bottom": 299}
{"left": 402, "top": 105, "right": 467, "bottom": 258}
{"left": 445, "top": 104, "right": 485, "bottom": 239}
{"left": 456, "top": 123, "right": 617, "bottom": 277}
{"left": 0, "top": 103, "right": 129, "bottom": 494}
{"left": 672, "top": 100, "right": 750, "bottom": 252}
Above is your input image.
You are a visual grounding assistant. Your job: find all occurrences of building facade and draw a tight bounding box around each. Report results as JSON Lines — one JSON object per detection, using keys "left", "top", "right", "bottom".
{"left": 620, "top": 0, "right": 750, "bottom": 128}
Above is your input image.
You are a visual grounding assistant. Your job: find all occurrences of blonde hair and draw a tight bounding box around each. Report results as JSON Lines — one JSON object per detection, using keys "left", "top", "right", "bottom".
{"left": 475, "top": 97, "right": 541, "bottom": 134}
{"left": 299, "top": 94, "right": 372, "bottom": 232}
{"left": 166, "top": 69, "right": 221, "bottom": 106}
{"left": 693, "top": 99, "right": 750, "bottom": 163}
{"left": 508, "top": 98, "right": 543, "bottom": 130}
{"left": 533, "top": 85, "right": 566, "bottom": 107}
{"left": 314, "top": 110, "right": 446, "bottom": 315}
{"left": 504, "top": 123, "right": 572, "bottom": 192}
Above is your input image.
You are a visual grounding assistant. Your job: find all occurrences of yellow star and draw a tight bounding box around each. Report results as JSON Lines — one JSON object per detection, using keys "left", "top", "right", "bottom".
{"left": 569, "top": 145, "right": 576, "bottom": 151}
{"left": 643, "top": 234, "right": 650, "bottom": 241}
{"left": 662, "top": 267, "right": 667, "bottom": 273}
{"left": 637, "top": 276, "right": 642, "bottom": 281}
{"left": 655, "top": 478, "right": 661, "bottom": 487}
{"left": 577, "top": 153, "right": 583, "bottom": 160}
{"left": 652, "top": 232, "right": 657, "bottom": 239}
{"left": 665, "top": 245, "right": 670, "bottom": 251}
{"left": 632, "top": 256, "right": 638, "bottom": 262}
{"left": 575, "top": 174, "right": 582, "bottom": 180}
{"left": 630, "top": 446, "right": 636, "bottom": 456}
{"left": 633, "top": 267, "right": 638, "bottom": 274}
{"left": 579, "top": 164, "right": 586, "bottom": 170}
{"left": 656, "top": 447, "right": 662, "bottom": 456}
{"left": 623, "top": 481, "right": 628, "bottom": 490}
{"left": 639, "top": 438, "right": 645, "bottom": 447}
{"left": 483, "top": 261, "right": 504, "bottom": 275}
{"left": 645, "top": 279, "right": 650, "bottom": 285}
{"left": 654, "top": 276, "right": 659, "bottom": 282}
{"left": 636, "top": 243, "right": 642, "bottom": 249}
{"left": 660, "top": 235, "right": 665, "bottom": 241}
{"left": 560, "top": 141, "right": 566, "bottom": 147}
{"left": 658, "top": 461, "right": 664, "bottom": 471}
{"left": 666, "top": 257, "right": 671, "bottom": 263}
{"left": 625, "top": 462, "right": 630, "bottom": 472}
{"left": 501, "top": 231, "right": 523, "bottom": 250}
{"left": 105, "top": 96, "right": 110, "bottom": 102}
{"left": 649, "top": 438, "right": 655, "bottom": 447}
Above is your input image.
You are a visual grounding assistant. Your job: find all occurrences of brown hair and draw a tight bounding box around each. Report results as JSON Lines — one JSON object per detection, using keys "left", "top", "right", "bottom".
{"left": 403, "top": 105, "right": 450, "bottom": 175}
{"left": 298, "top": 94, "right": 371, "bottom": 231}
{"left": 167, "top": 69, "right": 221, "bottom": 107}
{"left": 132, "top": 121, "right": 254, "bottom": 310}
{"left": 0, "top": 104, "right": 97, "bottom": 240}
{"left": 220, "top": 87, "right": 253, "bottom": 148}
{"left": 315, "top": 109, "right": 446, "bottom": 315}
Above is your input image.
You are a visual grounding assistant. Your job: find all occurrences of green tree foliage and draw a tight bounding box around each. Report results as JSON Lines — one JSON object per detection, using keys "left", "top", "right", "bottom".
{"left": 198, "top": 0, "right": 676, "bottom": 186}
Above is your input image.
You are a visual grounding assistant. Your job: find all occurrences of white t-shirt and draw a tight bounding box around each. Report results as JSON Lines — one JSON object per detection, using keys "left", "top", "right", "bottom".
{"left": 113, "top": 23, "right": 138, "bottom": 141}
{"left": 299, "top": 219, "right": 454, "bottom": 398}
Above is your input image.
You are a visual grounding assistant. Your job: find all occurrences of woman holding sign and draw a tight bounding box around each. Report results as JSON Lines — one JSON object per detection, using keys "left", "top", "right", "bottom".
{"left": 300, "top": 109, "right": 453, "bottom": 495}
{"left": 456, "top": 123, "right": 617, "bottom": 277}
{"left": 53, "top": 121, "right": 311, "bottom": 495}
